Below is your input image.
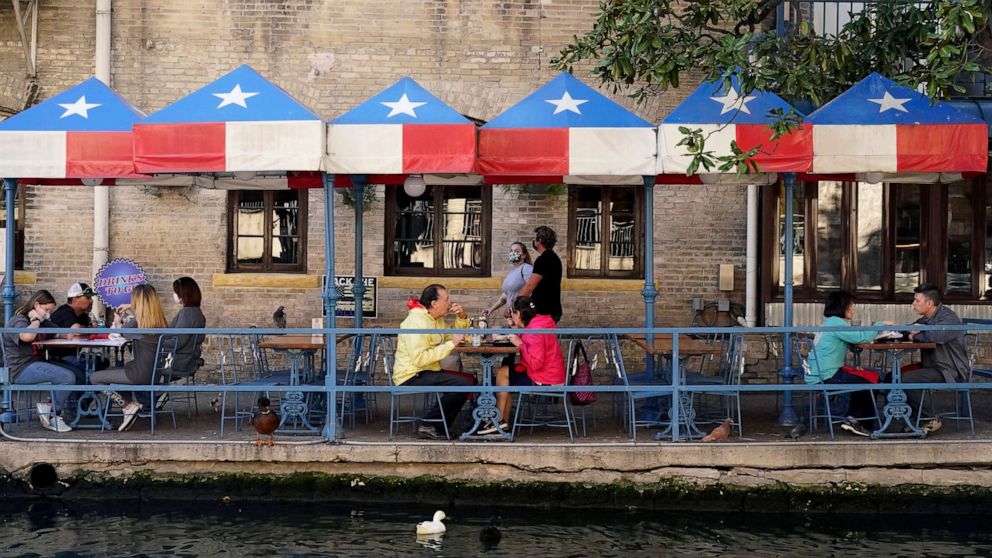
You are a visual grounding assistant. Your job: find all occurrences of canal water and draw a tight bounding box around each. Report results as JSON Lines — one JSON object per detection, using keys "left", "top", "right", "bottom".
{"left": 2, "top": 500, "right": 991, "bottom": 557}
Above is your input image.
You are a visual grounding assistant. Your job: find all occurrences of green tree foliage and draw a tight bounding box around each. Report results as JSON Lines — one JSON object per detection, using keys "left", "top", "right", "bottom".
{"left": 553, "top": 0, "right": 991, "bottom": 173}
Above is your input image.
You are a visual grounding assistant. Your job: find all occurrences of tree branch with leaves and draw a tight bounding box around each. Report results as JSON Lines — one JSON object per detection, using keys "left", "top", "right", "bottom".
{"left": 554, "top": 0, "right": 991, "bottom": 174}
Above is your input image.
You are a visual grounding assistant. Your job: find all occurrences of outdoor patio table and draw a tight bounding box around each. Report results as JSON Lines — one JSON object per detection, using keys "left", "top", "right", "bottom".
{"left": 623, "top": 334, "right": 721, "bottom": 441}
{"left": 33, "top": 337, "right": 128, "bottom": 429}
{"left": 852, "top": 340, "right": 936, "bottom": 439}
{"left": 258, "top": 334, "right": 325, "bottom": 435}
{"left": 623, "top": 334, "right": 722, "bottom": 359}
{"left": 451, "top": 343, "right": 518, "bottom": 441}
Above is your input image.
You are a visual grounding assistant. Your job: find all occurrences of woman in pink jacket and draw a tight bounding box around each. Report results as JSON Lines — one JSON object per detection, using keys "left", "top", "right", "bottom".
{"left": 483, "top": 296, "right": 566, "bottom": 434}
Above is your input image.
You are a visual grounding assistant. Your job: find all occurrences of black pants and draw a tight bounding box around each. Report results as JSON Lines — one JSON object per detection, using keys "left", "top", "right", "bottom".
{"left": 403, "top": 371, "right": 475, "bottom": 430}
{"left": 825, "top": 369, "right": 877, "bottom": 424}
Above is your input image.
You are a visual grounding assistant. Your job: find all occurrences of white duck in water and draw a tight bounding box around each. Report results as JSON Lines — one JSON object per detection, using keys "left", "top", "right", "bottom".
{"left": 416, "top": 511, "right": 447, "bottom": 535}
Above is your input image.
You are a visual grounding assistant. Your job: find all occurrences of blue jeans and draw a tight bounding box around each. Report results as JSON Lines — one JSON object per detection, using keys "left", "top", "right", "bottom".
{"left": 15, "top": 362, "right": 77, "bottom": 412}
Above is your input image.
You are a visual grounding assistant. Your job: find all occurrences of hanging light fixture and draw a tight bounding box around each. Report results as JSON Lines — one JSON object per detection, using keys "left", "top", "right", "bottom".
{"left": 403, "top": 174, "right": 427, "bottom": 197}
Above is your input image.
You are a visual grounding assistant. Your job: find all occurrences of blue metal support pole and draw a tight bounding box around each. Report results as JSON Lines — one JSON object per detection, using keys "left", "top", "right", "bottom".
{"left": 322, "top": 174, "right": 342, "bottom": 441}
{"left": 777, "top": 173, "right": 799, "bottom": 426}
{"left": 2, "top": 178, "right": 15, "bottom": 323}
{"left": 671, "top": 333, "right": 680, "bottom": 441}
{"left": 0, "top": 178, "right": 16, "bottom": 424}
{"left": 351, "top": 175, "right": 367, "bottom": 330}
{"left": 641, "top": 176, "right": 657, "bottom": 379}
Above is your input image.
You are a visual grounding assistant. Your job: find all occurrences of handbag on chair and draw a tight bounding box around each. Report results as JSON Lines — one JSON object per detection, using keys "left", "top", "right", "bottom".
{"left": 570, "top": 342, "right": 597, "bottom": 406}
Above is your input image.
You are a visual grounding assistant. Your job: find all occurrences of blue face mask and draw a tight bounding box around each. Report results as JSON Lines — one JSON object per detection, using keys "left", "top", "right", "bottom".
{"left": 507, "top": 251, "right": 522, "bottom": 263}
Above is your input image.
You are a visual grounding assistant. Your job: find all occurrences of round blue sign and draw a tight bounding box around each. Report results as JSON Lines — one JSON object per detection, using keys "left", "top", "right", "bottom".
{"left": 94, "top": 258, "right": 147, "bottom": 308}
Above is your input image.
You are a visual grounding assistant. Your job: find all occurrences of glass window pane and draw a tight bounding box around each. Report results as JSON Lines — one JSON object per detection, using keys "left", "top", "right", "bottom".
{"left": 947, "top": 182, "right": 973, "bottom": 294}
{"left": 237, "top": 191, "right": 265, "bottom": 236}
{"left": 442, "top": 186, "right": 483, "bottom": 270}
{"left": 815, "top": 182, "right": 843, "bottom": 290}
{"left": 442, "top": 241, "right": 482, "bottom": 269}
{"left": 608, "top": 187, "right": 637, "bottom": 272}
{"left": 271, "top": 192, "right": 300, "bottom": 237}
{"left": 237, "top": 237, "right": 263, "bottom": 264}
{"left": 394, "top": 188, "right": 435, "bottom": 269}
{"left": 856, "top": 182, "right": 883, "bottom": 291}
{"left": 271, "top": 236, "right": 299, "bottom": 264}
{"left": 894, "top": 184, "right": 922, "bottom": 293}
{"left": 574, "top": 188, "right": 602, "bottom": 272}
{"left": 778, "top": 182, "right": 805, "bottom": 288}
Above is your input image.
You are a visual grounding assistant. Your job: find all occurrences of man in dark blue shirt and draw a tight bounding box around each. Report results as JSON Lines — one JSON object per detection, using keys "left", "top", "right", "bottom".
{"left": 49, "top": 282, "right": 108, "bottom": 376}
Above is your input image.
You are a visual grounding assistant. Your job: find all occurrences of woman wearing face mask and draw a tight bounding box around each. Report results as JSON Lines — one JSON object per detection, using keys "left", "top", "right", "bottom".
{"left": 1, "top": 290, "right": 78, "bottom": 432}
{"left": 169, "top": 277, "right": 206, "bottom": 379}
{"left": 483, "top": 242, "right": 533, "bottom": 323}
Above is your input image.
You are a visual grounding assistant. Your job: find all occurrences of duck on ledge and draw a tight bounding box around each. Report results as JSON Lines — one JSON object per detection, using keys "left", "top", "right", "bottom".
{"left": 253, "top": 397, "right": 279, "bottom": 446}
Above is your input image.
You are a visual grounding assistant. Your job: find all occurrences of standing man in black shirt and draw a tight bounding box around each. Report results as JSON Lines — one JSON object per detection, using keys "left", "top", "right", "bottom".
{"left": 519, "top": 226, "right": 563, "bottom": 323}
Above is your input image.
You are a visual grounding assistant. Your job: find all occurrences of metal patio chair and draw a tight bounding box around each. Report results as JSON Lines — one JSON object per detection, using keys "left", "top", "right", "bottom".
{"left": 101, "top": 334, "right": 179, "bottom": 435}
{"left": 795, "top": 335, "right": 880, "bottom": 439}
{"left": 381, "top": 337, "right": 450, "bottom": 441}
{"left": 913, "top": 330, "right": 980, "bottom": 436}
{"left": 511, "top": 338, "right": 577, "bottom": 442}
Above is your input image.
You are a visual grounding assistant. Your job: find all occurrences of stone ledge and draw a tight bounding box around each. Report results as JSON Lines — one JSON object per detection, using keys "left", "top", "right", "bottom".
{"left": 212, "top": 273, "right": 320, "bottom": 289}
{"left": 7, "top": 440, "right": 992, "bottom": 477}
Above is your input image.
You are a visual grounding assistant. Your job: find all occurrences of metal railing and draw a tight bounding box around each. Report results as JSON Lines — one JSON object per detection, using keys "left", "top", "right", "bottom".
{"left": 0, "top": 321, "right": 989, "bottom": 444}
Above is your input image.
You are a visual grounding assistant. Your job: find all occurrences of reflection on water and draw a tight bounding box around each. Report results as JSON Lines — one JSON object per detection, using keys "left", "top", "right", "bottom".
{"left": 1, "top": 500, "right": 992, "bottom": 557}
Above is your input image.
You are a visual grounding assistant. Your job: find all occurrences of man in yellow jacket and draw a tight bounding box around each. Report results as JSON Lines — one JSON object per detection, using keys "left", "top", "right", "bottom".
{"left": 394, "top": 284, "right": 475, "bottom": 440}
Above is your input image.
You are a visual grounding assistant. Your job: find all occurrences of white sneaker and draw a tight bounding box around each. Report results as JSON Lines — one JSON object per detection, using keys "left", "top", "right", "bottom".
{"left": 119, "top": 402, "right": 143, "bottom": 432}
{"left": 36, "top": 403, "right": 53, "bottom": 430}
{"left": 50, "top": 416, "right": 73, "bottom": 433}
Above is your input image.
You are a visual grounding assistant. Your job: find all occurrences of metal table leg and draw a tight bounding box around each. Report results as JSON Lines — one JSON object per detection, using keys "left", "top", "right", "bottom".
{"left": 872, "top": 349, "right": 925, "bottom": 439}
{"left": 277, "top": 350, "right": 319, "bottom": 434}
{"left": 460, "top": 353, "right": 511, "bottom": 441}
{"left": 70, "top": 349, "right": 111, "bottom": 429}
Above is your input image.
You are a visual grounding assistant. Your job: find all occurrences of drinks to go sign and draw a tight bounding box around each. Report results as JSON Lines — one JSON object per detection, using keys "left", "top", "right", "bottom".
{"left": 94, "top": 258, "right": 147, "bottom": 308}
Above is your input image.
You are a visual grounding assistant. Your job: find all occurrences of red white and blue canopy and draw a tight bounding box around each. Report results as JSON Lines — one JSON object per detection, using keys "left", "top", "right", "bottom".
{"left": 0, "top": 77, "right": 145, "bottom": 179}
{"left": 134, "top": 65, "right": 324, "bottom": 175}
{"left": 478, "top": 72, "right": 656, "bottom": 182}
{"left": 325, "top": 77, "right": 476, "bottom": 176}
{"left": 806, "top": 73, "right": 987, "bottom": 175}
{"left": 658, "top": 76, "right": 812, "bottom": 180}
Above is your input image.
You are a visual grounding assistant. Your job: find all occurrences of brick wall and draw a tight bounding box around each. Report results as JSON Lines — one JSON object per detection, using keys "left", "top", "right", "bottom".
{"left": 0, "top": 1, "right": 751, "bottom": 373}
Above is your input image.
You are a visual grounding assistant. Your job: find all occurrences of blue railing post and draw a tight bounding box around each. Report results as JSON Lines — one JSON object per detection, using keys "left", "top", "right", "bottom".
{"left": 351, "top": 175, "right": 367, "bottom": 330}
{"left": 671, "top": 332, "right": 681, "bottom": 441}
{"left": 641, "top": 176, "right": 657, "bottom": 379}
{"left": 2, "top": 178, "right": 15, "bottom": 323}
{"left": 1, "top": 178, "right": 16, "bottom": 425}
{"left": 777, "top": 173, "right": 800, "bottom": 426}
{"left": 322, "top": 173, "right": 342, "bottom": 441}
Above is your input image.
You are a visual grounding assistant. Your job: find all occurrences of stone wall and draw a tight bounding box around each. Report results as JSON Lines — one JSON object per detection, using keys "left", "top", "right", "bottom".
{"left": 0, "top": 1, "right": 749, "bottom": 361}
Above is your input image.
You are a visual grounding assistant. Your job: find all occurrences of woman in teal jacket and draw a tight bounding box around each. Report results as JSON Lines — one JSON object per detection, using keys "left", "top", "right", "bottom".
{"left": 806, "top": 291, "right": 894, "bottom": 436}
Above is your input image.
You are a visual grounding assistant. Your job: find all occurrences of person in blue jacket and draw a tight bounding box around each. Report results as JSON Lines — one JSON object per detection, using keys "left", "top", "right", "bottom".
{"left": 805, "top": 290, "right": 894, "bottom": 436}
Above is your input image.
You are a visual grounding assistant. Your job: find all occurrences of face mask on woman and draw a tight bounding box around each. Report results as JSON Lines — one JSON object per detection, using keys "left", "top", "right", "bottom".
{"left": 507, "top": 250, "right": 522, "bottom": 264}
{"left": 173, "top": 293, "right": 182, "bottom": 305}
{"left": 34, "top": 305, "right": 50, "bottom": 321}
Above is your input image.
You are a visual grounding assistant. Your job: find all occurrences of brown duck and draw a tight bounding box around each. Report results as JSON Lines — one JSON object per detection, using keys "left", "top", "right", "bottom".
{"left": 254, "top": 397, "right": 279, "bottom": 446}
